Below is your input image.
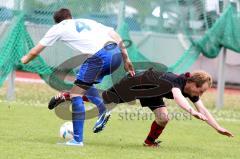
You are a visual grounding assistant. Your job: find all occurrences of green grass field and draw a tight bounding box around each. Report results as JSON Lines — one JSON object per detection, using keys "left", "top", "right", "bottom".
{"left": 0, "top": 82, "right": 240, "bottom": 159}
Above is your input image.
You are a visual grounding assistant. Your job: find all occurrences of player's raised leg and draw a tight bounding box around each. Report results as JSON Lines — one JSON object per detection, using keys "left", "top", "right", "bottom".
{"left": 84, "top": 86, "right": 111, "bottom": 133}
{"left": 48, "top": 91, "right": 70, "bottom": 110}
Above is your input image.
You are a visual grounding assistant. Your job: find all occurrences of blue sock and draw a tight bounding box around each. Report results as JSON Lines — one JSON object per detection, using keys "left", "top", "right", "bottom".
{"left": 71, "top": 96, "right": 85, "bottom": 142}
{"left": 85, "top": 86, "right": 106, "bottom": 116}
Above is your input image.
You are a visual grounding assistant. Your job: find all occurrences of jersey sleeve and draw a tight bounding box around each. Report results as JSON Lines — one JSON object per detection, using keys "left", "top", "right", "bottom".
{"left": 39, "top": 25, "right": 62, "bottom": 46}
{"left": 172, "top": 77, "right": 185, "bottom": 89}
{"left": 160, "top": 72, "right": 184, "bottom": 89}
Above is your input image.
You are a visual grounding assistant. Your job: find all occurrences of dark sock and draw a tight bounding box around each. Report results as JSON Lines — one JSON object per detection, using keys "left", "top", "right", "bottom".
{"left": 145, "top": 120, "right": 165, "bottom": 144}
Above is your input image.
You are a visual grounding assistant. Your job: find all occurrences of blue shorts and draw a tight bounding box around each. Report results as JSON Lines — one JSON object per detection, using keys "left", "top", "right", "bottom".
{"left": 75, "top": 43, "right": 122, "bottom": 87}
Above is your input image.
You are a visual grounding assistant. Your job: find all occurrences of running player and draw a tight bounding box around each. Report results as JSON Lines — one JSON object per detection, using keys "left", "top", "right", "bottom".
{"left": 21, "top": 8, "right": 135, "bottom": 146}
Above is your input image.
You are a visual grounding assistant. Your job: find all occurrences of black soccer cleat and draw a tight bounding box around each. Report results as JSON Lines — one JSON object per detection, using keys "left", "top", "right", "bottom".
{"left": 48, "top": 92, "right": 70, "bottom": 110}
{"left": 143, "top": 140, "right": 162, "bottom": 148}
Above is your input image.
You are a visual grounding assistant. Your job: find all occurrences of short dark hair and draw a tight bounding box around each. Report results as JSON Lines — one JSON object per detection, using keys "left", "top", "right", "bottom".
{"left": 53, "top": 8, "right": 72, "bottom": 23}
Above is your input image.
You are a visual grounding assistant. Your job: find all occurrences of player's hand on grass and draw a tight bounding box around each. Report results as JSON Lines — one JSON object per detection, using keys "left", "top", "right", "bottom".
{"left": 192, "top": 111, "right": 207, "bottom": 121}
{"left": 217, "top": 127, "right": 234, "bottom": 137}
{"left": 124, "top": 59, "right": 135, "bottom": 77}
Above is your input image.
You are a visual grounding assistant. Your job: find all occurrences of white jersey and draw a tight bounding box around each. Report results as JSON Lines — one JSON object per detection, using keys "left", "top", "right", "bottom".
{"left": 39, "top": 19, "right": 115, "bottom": 54}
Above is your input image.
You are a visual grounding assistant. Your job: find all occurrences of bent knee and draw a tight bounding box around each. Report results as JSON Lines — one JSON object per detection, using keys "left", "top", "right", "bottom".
{"left": 155, "top": 116, "right": 169, "bottom": 126}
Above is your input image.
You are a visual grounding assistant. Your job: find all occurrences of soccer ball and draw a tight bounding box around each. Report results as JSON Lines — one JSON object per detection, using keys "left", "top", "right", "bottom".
{"left": 59, "top": 121, "right": 73, "bottom": 139}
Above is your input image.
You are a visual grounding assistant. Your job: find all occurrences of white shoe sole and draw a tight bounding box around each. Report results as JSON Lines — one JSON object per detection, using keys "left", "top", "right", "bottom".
{"left": 65, "top": 142, "right": 84, "bottom": 147}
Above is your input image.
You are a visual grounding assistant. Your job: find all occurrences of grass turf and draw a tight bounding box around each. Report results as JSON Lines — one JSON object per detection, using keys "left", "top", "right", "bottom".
{"left": 0, "top": 82, "right": 239, "bottom": 159}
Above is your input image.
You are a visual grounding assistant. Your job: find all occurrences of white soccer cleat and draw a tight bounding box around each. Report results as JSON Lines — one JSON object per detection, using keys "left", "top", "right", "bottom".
{"left": 65, "top": 139, "right": 84, "bottom": 147}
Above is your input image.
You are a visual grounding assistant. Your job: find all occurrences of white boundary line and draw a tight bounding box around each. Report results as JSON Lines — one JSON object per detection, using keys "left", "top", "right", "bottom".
{"left": 15, "top": 77, "right": 45, "bottom": 83}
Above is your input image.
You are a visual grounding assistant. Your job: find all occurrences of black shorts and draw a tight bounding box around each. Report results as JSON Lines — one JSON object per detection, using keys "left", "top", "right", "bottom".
{"left": 74, "top": 79, "right": 97, "bottom": 90}
{"left": 139, "top": 96, "right": 165, "bottom": 111}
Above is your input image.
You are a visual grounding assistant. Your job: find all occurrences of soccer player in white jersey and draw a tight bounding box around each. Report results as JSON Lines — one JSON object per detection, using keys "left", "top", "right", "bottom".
{"left": 21, "top": 8, "right": 135, "bottom": 146}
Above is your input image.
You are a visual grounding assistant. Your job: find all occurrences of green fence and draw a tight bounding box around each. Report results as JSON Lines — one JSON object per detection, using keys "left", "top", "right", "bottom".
{"left": 0, "top": 0, "right": 239, "bottom": 91}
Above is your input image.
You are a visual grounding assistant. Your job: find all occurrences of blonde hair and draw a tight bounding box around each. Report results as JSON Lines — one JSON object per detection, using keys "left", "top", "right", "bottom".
{"left": 187, "top": 70, "right": 212, "bottom": 88}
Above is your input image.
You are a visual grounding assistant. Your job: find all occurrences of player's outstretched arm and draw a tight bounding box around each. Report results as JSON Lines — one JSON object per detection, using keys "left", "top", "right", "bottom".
{"left": 21, "top": 43, "right": 45, "bottom": 64}
{"left": 172, "top": 88, "right": 207, "bottom": 121}
{"left": 194, "top": 100, "right": 234, "bottom": 137}
{"left": 108, "top": 30, "right": 135, "bottom": 76}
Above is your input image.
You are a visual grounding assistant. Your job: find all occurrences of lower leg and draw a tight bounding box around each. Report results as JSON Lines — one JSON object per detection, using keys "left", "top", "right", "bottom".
{"left": 71, "top": 96, "right": 85, "bottom": 142}
{"left": 85, "top": 86, "right": 106, "bottom": 116}
{"left": 144, "top": 121, "right": 166, "bottom": 144}
{"left": 70, "top": 86, "right": 87, "bottom": 142}
{"left": 145, "top": 107, "right": 169, "bottom": 144}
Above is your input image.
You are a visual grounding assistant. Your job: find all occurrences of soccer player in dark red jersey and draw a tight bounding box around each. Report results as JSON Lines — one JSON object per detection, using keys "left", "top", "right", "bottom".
{"left": 102, "top": 68, "right": 234, "bottom": 147}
